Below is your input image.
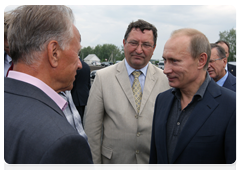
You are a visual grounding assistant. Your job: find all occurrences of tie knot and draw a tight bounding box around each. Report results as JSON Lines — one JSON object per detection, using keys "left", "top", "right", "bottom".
{"left": 132, "top": 71, "right": 142, "bottom": 78}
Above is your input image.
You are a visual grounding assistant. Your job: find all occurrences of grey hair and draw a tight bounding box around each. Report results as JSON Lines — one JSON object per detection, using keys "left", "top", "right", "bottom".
{"left": 210, "top": 43, "right": 226, "bottom": 59}
{"left": 171, "top": 28, "right": 211, "bottom": 70}
{"left": 7, "top": 5, "right": 75, "bottom": 65}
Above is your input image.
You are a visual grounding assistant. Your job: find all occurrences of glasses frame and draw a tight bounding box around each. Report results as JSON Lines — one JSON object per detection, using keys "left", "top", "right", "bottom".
{"left": 209, "top": 57, "right": 224, "bottom": 63}
{"left": 125, "top": 40, "right": 154, "bottom": 49}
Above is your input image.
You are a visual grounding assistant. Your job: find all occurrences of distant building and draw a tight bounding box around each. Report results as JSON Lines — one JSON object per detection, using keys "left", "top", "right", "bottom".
{"left": 84, "top": 54, "right": 101, "bottom": 65}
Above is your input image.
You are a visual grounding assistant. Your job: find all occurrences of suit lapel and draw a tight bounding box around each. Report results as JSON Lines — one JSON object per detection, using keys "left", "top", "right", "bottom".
{"left": 223, "top": 72, "right": 236, "bottom": 89}
{"left": 158, "top": 91, "right": 175, "bottom": 163}
{"left": 115, "top": 61, "right": 137, "bottom": 113}
{"left": 139, "top": 63, "right": 157, "bottom": 114}
{"left": 171, "top": 80, "right": 220, "bottom": 163}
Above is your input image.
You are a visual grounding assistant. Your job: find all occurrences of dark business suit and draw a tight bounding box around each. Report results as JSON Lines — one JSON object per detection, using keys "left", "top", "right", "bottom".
{"left": 4, "top": 77, "right": 93, "bottom": 164}
{"left": 223, "top": 72, "right": 236, "bottom": 92}
{"left": 71, "top": 59, "right": 91, "bottom": 122}
{"left": 228, "top": 63, "right": 236, "bottom": 77}
{"left": 149, "top": 79, "right": 236, "bottom": 164}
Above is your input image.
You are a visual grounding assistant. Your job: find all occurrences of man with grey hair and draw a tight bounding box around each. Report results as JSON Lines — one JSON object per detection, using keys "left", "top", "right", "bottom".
{"left": 207, "top": 43, "right": 236, "bottom": 92}
{"left": 216, "top": 40, "right": 236, "bottom": 76}
{"left": 150, "top": 28, "right": 236, "bottom": 164}
{"left": 4, "top": 5, "right": 93, "bottom": 164}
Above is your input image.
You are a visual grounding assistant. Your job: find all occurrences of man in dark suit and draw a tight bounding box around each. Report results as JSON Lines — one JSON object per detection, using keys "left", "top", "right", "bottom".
{"left": 4, "top": 5, "right": 93, "bottom": 164}
{"left": 216, "top": 40, "right": 236, "bottom": 76}
{"left": 208, "top": 43, "right": 236, "bottom": 92}
{"left": 71, "top": 59, "right": 91, "bottom": 122}
{"left": 149, "top": 28, "right": 236, "bottom": 164}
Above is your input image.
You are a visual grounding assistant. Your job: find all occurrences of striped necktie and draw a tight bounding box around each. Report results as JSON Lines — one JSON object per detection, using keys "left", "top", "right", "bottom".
{"left": 59, "top": 91, "right": 88, "bottom": 141}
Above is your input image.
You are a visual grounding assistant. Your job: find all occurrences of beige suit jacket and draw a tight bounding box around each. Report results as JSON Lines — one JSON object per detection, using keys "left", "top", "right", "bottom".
{"left": 84, "top": 60, "right": 170, "bottom": 164}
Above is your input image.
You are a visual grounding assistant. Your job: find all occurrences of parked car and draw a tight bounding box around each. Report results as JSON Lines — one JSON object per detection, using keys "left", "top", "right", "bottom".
{"left": 115, "top": 60, "right": 121, "bottom": 64}
{"left": 90, "top": 70, "right": 97, "bottom": 79}
{"left": 157, "top": 61, "right": 164, "bottom": 70}
{"left": 91, "top": 61, "right": 101, "bottom": 66}
{"left": 101, "top": 62, "right": 110, "bottom": 67}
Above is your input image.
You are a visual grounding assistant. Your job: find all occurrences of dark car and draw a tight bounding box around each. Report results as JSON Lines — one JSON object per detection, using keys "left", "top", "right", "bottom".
{"left": 101, "top": 62, "right": 110, "bottom": 67}
{"left": 90, "top": 70, "right": 97, "bottom": 79}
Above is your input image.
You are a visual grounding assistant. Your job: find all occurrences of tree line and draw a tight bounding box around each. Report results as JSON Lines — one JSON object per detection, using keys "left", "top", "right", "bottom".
{"left": 79, "top": 44, "right": 125, "bottom": 62}
{"left": 79, "top": 28, "right": 236, "bottom": 62}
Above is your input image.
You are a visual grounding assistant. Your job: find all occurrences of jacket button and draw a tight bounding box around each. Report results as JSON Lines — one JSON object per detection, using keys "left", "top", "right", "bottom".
{"left": 137, "top": 132, "right": 141, "bottom": 137}
{"left": 136, "top": 150, "right": 139, "bottom": 154}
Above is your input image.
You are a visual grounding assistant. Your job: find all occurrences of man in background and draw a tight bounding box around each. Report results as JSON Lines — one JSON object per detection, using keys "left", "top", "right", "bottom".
{"left": 84, "top": 19, "right": 170, "bottom": 164}
{"left": 71, "top": 58, "right": 91, "bottom": 123}
{"left": 216, "top": 40, "right": 236, "bottom": 76}
{"left": 4, "top": 5, "right": 92, "bottom": 164}
{"left": 208, "top": 43, "right": 236, "bottom": 92}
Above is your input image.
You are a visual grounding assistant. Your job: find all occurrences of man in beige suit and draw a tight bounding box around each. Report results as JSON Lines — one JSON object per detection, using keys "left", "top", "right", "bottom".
{"left": 84, "top": 19, "right": 170, "bottom": 164}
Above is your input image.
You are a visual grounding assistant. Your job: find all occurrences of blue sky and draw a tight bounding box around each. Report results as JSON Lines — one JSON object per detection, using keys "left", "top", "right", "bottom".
{"left": 4, "top": 3, "right": 236, "bottom": 60}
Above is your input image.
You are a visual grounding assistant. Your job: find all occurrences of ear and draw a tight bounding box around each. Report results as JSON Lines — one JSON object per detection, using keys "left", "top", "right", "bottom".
{"left": 47, "top": 40, "right": 60, "bottom": 68}
{"left": 197, "top": 53, "right": 208, "bottom": 69}
{"left": 153, "top": 44, "right": 156, "bottom": 52}
{"left": 222, "top": 57, "right": 227, "bottom": 68}
{"left": 123, "top": 39, "right": 126, "bottom": 47}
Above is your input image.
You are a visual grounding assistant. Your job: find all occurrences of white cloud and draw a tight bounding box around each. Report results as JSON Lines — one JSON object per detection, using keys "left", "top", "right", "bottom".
{"left": 4, "top": 5, "right": 236, "bottom": 60}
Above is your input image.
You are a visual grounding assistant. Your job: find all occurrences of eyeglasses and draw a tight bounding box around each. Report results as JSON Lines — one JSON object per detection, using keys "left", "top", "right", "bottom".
{"left": 209, "top": 58, "right": 224, "bottom": 64}
{"left": 125, "top": 40, "right": 154, "bottom": 50}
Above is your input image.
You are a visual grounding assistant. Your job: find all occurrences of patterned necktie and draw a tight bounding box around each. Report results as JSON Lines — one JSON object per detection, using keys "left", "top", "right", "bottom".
{"left": 59, "top": 91, "right": 88, "bottom": 141}
{"left": 132, "top": 71, "right": 142, "bottom": 114}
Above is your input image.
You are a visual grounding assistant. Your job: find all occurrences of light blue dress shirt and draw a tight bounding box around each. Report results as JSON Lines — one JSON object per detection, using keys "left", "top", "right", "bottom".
{"left": 124, "top": 59, "right": 149, "bottom": 92}
{"left": 216, "top": 71, "right": 228, "bottom": 87}
{"left": 4, "top": 52, "right": 12, "bottom": 77}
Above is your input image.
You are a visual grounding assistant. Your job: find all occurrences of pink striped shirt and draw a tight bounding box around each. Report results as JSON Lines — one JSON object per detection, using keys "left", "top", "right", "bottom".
{"left": 7, "top": 71, "right": 67, "bottom": 110}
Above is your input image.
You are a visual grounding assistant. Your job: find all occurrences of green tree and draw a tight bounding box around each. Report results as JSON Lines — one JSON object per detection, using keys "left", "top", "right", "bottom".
{"left": 218, "top": 28, "right": 236, "bottom": 61}
{"left": 79, "top": 46, "right": 94, "bottom": 60}
{"left": 80, "top": 44, "right": 125, "bottom": 62}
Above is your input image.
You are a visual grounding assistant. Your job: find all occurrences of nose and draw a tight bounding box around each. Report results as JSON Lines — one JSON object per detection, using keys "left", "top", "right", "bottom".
{"left": 163, "top": 63, "right": 172, "bottom": 75}
{"left": 77, "top": 59, "right": 82, "bottom": 70}
{"left": 135, "top": 44, "right": 143, "bottom": 54}
{"left": 207, "top": 62, "right": 212, "bottom": 70}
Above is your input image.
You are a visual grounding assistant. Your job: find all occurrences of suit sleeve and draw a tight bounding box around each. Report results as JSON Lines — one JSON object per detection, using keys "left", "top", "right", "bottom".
{"left": 149, "top": 94, "right": 160, "bottom": 164}
{"left": 224, "top": 108, "right": 236, "bottom": 164}
{"left": 40, "top": 134, "right": 93, "bottom": 164}
{"left": 83, "top": 71, "right": 105, "bottom": 164}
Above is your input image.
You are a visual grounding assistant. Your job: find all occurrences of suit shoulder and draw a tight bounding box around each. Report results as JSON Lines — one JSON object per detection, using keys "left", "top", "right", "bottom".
{"left": 156, "top": 88, "right": 173, "bottom": 100}
{"left": 96, "top": 63, "right": 118, "bottom": 76}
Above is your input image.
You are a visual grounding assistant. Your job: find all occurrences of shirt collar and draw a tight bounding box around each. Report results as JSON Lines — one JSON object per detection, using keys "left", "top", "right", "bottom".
{"left": 4, "top": 52, "right": 12, "bottom": 63}
{"left": 172, "top": 73, "right": 211, "bottom": 101}
{"left": 216, "top": 71, "right": 228, "bottom": 87}
{"left": 8, "top": 71, "right": 67, "bottom": 111}
{"left": 124, "top": 58, "right": 149, "bottom": 76}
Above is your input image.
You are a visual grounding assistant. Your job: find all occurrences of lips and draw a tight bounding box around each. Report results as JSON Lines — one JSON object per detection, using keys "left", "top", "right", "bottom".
{"left": 207, "top": 70, "right": 214, "bottom": 74}
{"left": 167, "top": 76, "right": 176, "bottom": 81}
